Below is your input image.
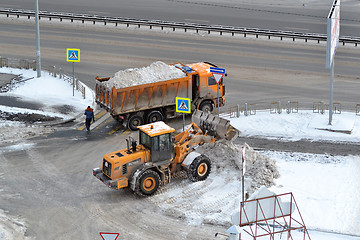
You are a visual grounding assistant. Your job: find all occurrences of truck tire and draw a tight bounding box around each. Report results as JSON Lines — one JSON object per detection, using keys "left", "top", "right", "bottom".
{"left": 127, "top": 114, "right": 144, "bottom": 131}
{"left": 135, "top": 169, "right": 160, "bottom": 196}
{"left": 199, "top": 101, "right": 213, "bottom": 113}
{"left": 147, "top": 110, "right": 163, "bottom": 123}
{"left": 187, "top": 155, "right": 211, "bottom": 182}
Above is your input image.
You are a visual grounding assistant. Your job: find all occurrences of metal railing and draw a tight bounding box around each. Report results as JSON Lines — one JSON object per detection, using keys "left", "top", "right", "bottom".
{"left": 47, "top": 66, "right": 86, "bottom": 99}
{"left": 222, "top": 101, "right": 359, "bottom": 118}
{"left": 1, "top": 8, "right": 360, "bottom": 46}
{"left": 0, "top": 57, "right": 36, "bottom": 70}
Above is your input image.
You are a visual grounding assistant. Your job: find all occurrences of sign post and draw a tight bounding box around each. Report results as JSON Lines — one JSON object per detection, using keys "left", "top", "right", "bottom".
{"left": 66, "top": 48, "right": 80, "bottom": 96}
{"left": 241, "top": 145, "right": 246, "bottom": 202}
{"left": 210, "top": 67, "right": 225, "bottom": 116}
{"left": 176, "top": 97, "right": 191, "bottom": 131}
{"left": 326, "top": 0, "right": 340, "bottom": 125}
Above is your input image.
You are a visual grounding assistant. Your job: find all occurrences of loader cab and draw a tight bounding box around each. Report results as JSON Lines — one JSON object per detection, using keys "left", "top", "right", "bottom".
{"left": 138, "top": 121, "right": 175, "bottom": 163}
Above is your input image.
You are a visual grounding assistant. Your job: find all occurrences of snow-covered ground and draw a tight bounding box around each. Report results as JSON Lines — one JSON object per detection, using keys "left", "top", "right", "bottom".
{"left": 0, "top": 67, "right": 94, "bottom": 144}
{"left": 1, "top": 67, "right": 360, "bottom": 239}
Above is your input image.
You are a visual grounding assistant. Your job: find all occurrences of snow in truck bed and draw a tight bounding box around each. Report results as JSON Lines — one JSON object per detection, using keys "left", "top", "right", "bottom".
{"left": 104, "top": 61, "right": 187, "bottom": 89}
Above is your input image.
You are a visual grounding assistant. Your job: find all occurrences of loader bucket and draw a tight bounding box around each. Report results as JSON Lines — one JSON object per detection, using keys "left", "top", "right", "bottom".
{"left": 192, "top": 110, "right": 239, "bottom": 141}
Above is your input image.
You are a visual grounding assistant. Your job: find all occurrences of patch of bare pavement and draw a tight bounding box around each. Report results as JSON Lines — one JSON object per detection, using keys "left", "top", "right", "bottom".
{"left": 236, "top": 136, "right": 360, "bottom": 156}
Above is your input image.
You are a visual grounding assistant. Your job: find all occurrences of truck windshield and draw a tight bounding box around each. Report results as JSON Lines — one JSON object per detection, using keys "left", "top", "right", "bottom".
{"left": 140, "top": 131, "right": 151, "bottom": 149}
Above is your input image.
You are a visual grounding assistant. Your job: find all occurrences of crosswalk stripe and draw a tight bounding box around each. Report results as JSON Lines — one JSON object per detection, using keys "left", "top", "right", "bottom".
{"left": 108, "top": 125, "right": 124, "bottom": 135}
{"left": 95, "top": 109, "right": 107, "bottom": 120}
{"left": 77, "top": 110, "right": 110, "bottom": 131}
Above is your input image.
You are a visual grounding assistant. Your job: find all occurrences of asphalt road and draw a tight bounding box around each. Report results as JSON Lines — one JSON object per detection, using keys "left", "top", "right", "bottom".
{"left": 0, "top": 18, "right": 359, "bottom": 109}
{"left": 1, "top": 0, "right": 360, "bottom": 36}
{"left": 1, "top": 7, "right": 360, "bottom": 239}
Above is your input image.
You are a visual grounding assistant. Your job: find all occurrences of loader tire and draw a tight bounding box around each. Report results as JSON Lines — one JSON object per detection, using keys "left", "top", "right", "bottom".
{"left": 199, "top": 101, "right": 213, "bottom": 113}
{"left": 127, "top": 114, "right": 144, "bottom": 131}
{"left": 188, "top": 155, "right": 211, "bottom": 182}
{"left": 135, "top": 169, "right": 160, "bottom": 196}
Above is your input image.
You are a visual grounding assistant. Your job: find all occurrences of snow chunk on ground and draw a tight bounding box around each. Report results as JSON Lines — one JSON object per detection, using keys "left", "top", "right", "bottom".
{"left": 0, "top": 209, "right": 29, "bottom": 240}
{"left": 105, "top": 61, "right": 187, "bottom": 88}
{"left": 148, "top": 141, "right": 279, "bottom": 226}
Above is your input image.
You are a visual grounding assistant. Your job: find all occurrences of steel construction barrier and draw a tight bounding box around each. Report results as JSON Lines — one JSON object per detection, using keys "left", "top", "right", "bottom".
{"left": 1, "top": 8, "right": 360, "bottom": 46}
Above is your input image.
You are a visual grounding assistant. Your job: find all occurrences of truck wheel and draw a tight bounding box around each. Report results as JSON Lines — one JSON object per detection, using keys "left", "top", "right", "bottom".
{"left": 199, "top": 101, "right": 213, "bottom": 113}
{"left": 147, "top": 110, "right": 163, "bottom": 123}
{"left": 135, "top": 169, "right": 160, "bottom": 196}
{"left": 188, "top": 155, "right": 211, "bottom": 182}
{"left": 127, "top": 114, "right": 144, "bottom": 131}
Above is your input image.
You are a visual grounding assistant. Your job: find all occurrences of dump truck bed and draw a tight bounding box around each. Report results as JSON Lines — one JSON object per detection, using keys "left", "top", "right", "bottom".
{"left": 96, "top": 74, "right": 192, "bottom": 116}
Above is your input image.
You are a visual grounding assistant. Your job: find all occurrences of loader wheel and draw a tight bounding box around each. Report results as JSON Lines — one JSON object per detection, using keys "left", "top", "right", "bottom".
{"left": 135, "top": 169, "right": 160, "bottom": 196}
{"left": 147, "top": 110, "right": 163, "bottom": 123}
{"left": 199, "top": 102, "right": 213, "bottom": 113}
{"left": 188, "top": 155, "right": 211, "bottom": 182}
{"left": 127, "top": 114, "right": 144, "bottom": 131}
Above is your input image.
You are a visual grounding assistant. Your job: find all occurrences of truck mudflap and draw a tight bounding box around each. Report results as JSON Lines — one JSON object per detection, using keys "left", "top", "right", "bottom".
{"left": 93, "top": 168, "right": 128, "bottom": 190}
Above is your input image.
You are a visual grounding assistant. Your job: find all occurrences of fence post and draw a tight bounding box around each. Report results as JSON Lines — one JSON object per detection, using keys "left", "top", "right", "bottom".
{"left": 244, "top": 103, "right": 248, "bottom": 116}
{"left": 237, "top": 104, "right": 240, "bottom": 118}
{"left": 278, "top": 101, "right": 282, "bottom": 114}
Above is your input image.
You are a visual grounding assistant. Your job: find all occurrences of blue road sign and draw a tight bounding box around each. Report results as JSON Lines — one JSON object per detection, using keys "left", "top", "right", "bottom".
{"left": 210, "top": 67, "right": 225, "bottom": 74}
{"left": 176, "top": 97, "right": 191, "bottom": 113}
{"left": 67, "top": 48, "right": 80, "bottom": 62}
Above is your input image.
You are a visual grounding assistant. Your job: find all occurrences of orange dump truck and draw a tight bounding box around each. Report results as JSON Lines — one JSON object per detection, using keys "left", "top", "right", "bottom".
{"left": 95, "top": 62, "right": 225, "bottom": 130}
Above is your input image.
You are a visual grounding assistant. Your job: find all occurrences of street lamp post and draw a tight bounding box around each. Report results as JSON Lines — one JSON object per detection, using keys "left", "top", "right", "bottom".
{"left": 35, "top": 0, "right": 41, "bottom": 77}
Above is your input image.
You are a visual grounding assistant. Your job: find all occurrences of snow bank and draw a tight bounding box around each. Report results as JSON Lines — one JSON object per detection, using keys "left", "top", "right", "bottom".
{"left": 104, "top": 61, "right": 187, "bottom": 88}
{"left": 266, "top": 151, "right": 360, "bottom": 236}
{"left": 148, "top": 141, "right": 279, "bottom": 226}
{"left": 0, "top": 209, "right": 29, "bottom": 240}
{"left": 226, "top": 110, "right": 360, "bottom": 143}
{"left": 196, "top": 141, "right": 280, "bottom": 193}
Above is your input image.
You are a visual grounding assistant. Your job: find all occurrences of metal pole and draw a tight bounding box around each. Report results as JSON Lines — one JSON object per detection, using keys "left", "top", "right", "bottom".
{"left": 241, "top": 161, "right": 245, "bottom": 202}
{"left": 35, "top": 0, "right": 41, "bottom": 77}
{"left": 182, "top": 113, "right": 185, "bottom": 131}
{"left": 72, "top": 62, "right": 75, "bottom": 96}
{"left": 217, "top": 83, "right": 220, "bottom": 116}
{"left": 328, "top": 61, "right": 334, "bottom": 125}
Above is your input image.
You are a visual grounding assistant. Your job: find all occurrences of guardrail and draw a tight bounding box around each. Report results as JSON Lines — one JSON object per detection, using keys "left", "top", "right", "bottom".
{"left": 1, "top": 8, "right": 360, "bottom": 46}
{"left": 220, "top": 100, "right": 360, "bottom": 118}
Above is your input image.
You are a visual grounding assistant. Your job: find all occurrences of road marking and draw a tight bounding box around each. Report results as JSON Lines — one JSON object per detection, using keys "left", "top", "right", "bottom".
{"left": 108, "top": 125, "right": 126, "bottom": 135}
{"left": 90, "top": 112, "right": 111, "bottom": 130}
{"left": 95, "top": 109, "right": 108, "bottom": 120}
{"left": 77, "top": 109, "right": 108, "bottom": 131}
{"left": 94, "top": 116, "right": 116, "bottom": 131}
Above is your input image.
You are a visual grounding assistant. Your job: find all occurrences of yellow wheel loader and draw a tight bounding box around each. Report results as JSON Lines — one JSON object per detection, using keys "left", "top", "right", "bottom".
{"left": 93, "top": 110, "right": 239, "bottom": 196}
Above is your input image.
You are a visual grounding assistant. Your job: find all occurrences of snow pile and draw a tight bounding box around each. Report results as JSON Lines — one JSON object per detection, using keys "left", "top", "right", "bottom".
{"left": 0, "top": 209, "right": 29, "bottom": 240}
{"left": 148, "top": 141, "right": 279, "bottom": 226}
{"left": 105, "top": 61, "right": 187, "bottom": 88}
{"left": 196, "top": 141, "right": 280, "bottom": 193}
{"left": 0, "top": 121, "right": 53, "bottom": 144}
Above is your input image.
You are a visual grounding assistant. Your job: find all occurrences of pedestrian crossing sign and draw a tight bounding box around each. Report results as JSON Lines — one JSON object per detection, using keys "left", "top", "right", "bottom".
{"left": 176, "top": 97, "right": 191, "bottom": 113}
{"left": 66, "top": 48, "right": 80, "bottom": 62}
